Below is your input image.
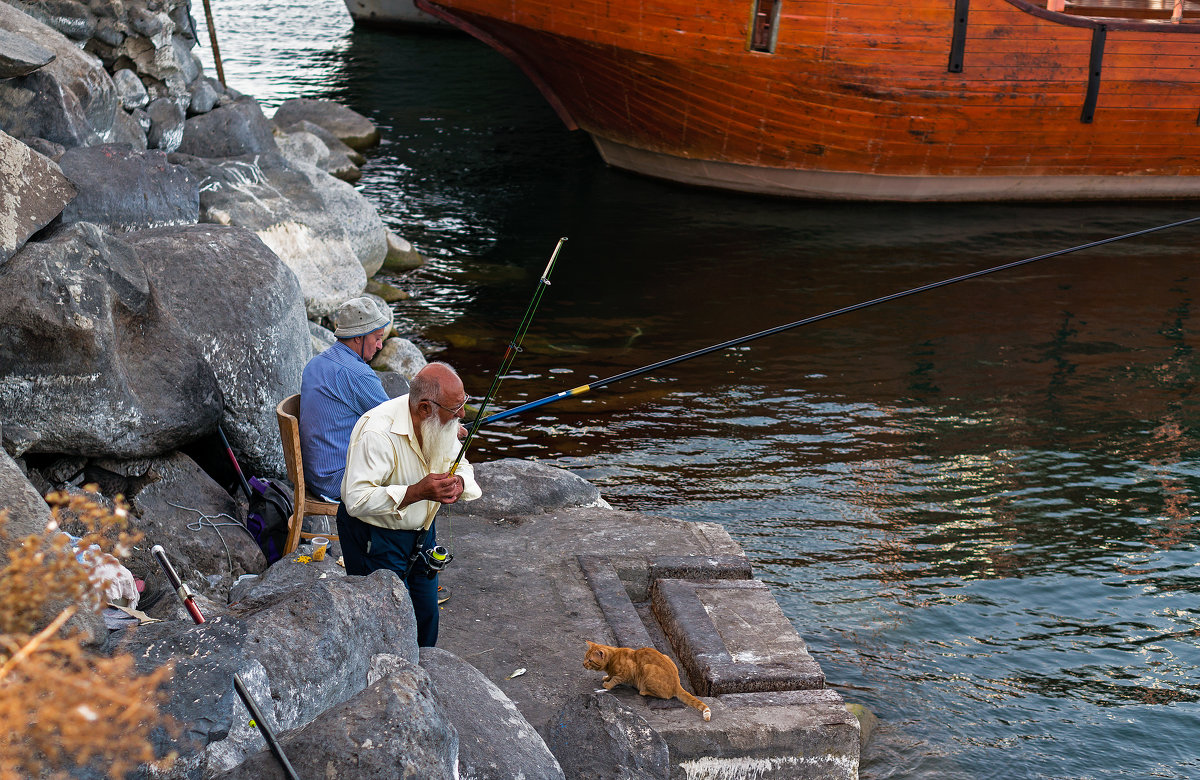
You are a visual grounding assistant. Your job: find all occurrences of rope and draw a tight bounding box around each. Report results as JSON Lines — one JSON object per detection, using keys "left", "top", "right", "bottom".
{"left": 166, "top": 500, "right": 256, "bottom": 575}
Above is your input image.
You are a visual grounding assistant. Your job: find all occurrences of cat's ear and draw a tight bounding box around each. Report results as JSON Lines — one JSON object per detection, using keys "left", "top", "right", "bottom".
{"left": 586, "top": 640, "right": 597, "bottom": 648}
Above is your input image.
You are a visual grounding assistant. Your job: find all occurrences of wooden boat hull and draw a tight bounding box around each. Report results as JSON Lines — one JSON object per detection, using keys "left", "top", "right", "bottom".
{"left": 415, "top": 0, "right": 1200, "bottom": 200}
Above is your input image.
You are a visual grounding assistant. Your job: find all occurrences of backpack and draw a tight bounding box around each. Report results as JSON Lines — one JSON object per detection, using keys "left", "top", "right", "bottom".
{"left": 247, "top": 476, "right": 293, "bottom": 564}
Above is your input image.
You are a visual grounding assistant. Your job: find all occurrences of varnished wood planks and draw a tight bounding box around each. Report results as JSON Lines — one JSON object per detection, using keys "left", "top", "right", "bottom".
{"left": 426, "top": 0, "right": 1200, "bottom": 191}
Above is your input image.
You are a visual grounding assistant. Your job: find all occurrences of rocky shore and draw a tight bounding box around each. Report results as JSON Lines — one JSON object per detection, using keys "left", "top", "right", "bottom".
{"left": 0, "top": 1, "right": 869, "bottom": 776}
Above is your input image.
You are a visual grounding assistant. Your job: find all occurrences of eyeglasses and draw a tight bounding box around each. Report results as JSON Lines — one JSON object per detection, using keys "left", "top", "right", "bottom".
{"left": 426, "top": 395, "right": 470, "bottom": 414}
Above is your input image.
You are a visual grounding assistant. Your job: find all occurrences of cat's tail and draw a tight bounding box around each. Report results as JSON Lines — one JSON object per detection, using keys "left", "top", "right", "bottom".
{"left": 676, "top": 689, "right": 712, "bottom": 721}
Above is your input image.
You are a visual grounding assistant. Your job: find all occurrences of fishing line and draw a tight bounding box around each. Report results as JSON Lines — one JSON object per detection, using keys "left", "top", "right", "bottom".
{"left": 481, "top": 215, "right": 1200, "bottom": 425}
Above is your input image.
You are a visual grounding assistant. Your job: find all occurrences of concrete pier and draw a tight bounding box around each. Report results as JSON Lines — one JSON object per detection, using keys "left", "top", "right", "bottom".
{"left": 437, "top": 504, "right": 861, "bottom": 779}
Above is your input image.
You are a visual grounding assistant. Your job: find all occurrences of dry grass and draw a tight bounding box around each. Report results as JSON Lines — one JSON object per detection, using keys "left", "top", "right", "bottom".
{"left": 0, "top": 486, "right": 175, "bottom": 779}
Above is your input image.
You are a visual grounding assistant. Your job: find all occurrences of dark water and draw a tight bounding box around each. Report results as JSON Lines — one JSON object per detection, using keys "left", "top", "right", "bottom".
{"left": 196, "top": 4, "right": 1200, "bottom": 777}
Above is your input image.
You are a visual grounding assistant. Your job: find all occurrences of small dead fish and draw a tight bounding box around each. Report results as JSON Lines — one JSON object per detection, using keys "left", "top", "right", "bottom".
{"left": 505, "top": 668, "right": 527, "bottom": 680}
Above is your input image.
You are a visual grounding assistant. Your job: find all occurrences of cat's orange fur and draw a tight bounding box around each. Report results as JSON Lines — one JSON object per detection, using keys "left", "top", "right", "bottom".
{"left": 583, "top": 640, "right": 712, "bottom": 721}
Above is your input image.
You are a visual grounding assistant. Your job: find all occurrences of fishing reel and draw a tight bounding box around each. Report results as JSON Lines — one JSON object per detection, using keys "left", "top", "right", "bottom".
{"left": 416, "top": 544, "right": 453, "bottom": 579}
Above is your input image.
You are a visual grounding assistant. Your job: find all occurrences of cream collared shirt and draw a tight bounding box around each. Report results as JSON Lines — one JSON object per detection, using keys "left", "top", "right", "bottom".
{"left": 341, "top": 395, "right": 481, "bottom": 531}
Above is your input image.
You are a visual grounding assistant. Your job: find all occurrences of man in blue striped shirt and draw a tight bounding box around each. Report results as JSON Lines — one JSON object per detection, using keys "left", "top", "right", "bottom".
{"left": 299, "top": 297, "right": 392, "bottom": 502}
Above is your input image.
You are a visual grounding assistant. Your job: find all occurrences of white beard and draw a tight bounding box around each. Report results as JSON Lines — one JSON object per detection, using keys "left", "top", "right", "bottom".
{"left": 419, "top": 413, "right": 462, "bottom": 473}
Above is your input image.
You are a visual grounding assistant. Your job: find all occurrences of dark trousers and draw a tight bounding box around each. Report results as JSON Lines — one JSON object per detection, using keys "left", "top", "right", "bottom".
{"left": 336, "top": 503, "right": 439, "bottom": 647}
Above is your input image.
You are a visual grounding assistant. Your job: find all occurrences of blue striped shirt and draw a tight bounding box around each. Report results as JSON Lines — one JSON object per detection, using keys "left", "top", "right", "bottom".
{"left": 298, "top": 342, "right": 389, "bottom": 501}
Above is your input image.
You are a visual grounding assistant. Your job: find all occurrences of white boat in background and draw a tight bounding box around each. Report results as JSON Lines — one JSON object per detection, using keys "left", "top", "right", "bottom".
{"left": 341, "top": 0, "right": 450, "bottom": 29}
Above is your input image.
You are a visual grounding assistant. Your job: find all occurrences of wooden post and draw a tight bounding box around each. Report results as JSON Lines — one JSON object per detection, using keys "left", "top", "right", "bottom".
{"left": 1172, "top": 0, "right": 1183, "bottom": 23}
{"left": 200, "top": 0, "right": 226, "bottom": 86}
{"left": 1048, "top": 0, "right": 1065, "bottom": 12}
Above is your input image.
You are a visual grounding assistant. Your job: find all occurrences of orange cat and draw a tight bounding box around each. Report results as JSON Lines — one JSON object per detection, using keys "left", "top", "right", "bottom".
{"left": 583, "top": 640, "right": 712, "bottom": 721}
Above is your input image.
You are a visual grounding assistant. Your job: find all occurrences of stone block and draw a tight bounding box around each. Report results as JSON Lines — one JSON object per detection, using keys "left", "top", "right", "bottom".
{"left": 651, "top": 578, "right": 825, "bottom": 696}
{"left": 647, "top": 689, "right": 860, "bottom": 780}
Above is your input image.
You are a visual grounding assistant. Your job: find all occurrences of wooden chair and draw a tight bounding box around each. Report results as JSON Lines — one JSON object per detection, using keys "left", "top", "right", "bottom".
{"left": 276, "top": 394, "right": 339, "bottom": 555}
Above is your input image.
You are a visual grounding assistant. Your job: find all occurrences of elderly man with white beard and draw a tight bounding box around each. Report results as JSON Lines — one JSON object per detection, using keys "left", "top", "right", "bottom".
{"left": 338, "top": 361, "right": 482, "bottom": 647}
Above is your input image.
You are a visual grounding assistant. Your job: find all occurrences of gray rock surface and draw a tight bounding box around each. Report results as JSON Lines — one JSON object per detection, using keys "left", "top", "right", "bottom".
{"left": 127, "top": 451, "right": 266, "bottom": 604}
{"left": 177, "top": 96, "right": 279, "bottom": 158}
{"left": 114, "top": 568, "right": 420, "bottom": 777}
{"left": 110, "top": 102, "right": 148, "bottom": 149}
{"left": 381, "top": 229, "right": 425, "bottom": 272}
{"left": 123, "top": 224, "right": 309, "bottom": 477}
{"left": 275, "top": 126, "right": 360, "bottom": 183}
{"left": 145, "top": 96, "right": 185, "bottom": 152}
{"left": 272, "top": 97, "right": 379, "bottom": 150}
{"left": 112, "top": 67, "right": 149, "bottom": 110}
{"left": 546, "top": 693, "right": 670, "bottom": 780}
{"left": 307, "top": 320, "right": 336, "bottom": 355}
{"left": 0, "top": 2, "right": 117, "bottom": 147}
{"left": 0, "top": 445, "right": 52, "bottom": 549}
{"left": 0, "top": 25, "right": 53, "bottom": 77}
{"left": 276, "top": 117, "right": 365, "bottom": 164}
{"left": 0, "top": 128, "right": 76, "bottom": 264}
{"left": 6, "top": 0, "right": 96, "bottom": 41}
{"left": 188, "top": 76, "right": 220, "bottom": 115}
{"left": 369, "top": 335, "right": 426, "bottom": 379}
{"left": 420, "top": 646, "right": 565, "bottom": 780}
{"left": 0, "top": 222, "right": 223, "bottom": 459}
{"left": 173, "top": 151, "right": 383, "bottom": 318}
{"left": 213, "top": 661, "right": 458, "bottom": 780}
{"left": 57, "top": 144, "right": 198, "bottom": 232}
{"left": 82, "top": 0, "right": 199, "bottom": 104}
{"left": 462, "top": 458, "right": 610, "bottom": 517}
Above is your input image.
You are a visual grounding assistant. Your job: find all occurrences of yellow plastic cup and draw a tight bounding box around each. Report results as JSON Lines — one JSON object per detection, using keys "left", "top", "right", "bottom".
{"left": 311, "top": 537, "right": 329, "bottom": 561}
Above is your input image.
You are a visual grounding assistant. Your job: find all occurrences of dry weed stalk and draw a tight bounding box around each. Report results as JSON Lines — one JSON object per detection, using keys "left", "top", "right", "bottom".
{"left": 0, "top": 486, "right": 174, "bottom": 779}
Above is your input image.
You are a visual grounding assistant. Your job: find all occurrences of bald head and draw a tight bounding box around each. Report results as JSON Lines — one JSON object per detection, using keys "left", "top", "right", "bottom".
{"left": 410, "top": 362, "right": 466, "bottom": 456}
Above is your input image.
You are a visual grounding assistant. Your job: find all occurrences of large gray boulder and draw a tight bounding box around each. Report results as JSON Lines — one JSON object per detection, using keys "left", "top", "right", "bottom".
{"left": 271, "top": 98, "right": 379, "bottom": 151}
{"left": 113, "top": 569, "right": 420, "bottom": 778}
{"left": 0, "top": 129, "right": 76, "bottom": 264}
{"left": 0, "top": 25, "right": 53, "bottom": 78}
{"left": 369, "top": 335, "right": 426, "bottom": 379}
{"left": 57, "top": 145, "right": 199, "bottom": 233}
{"left": 213, "top": 661, "right": 459, "bottom": 780}
{"left": 126, "top": 451, "right": 266, "bottom": 604}
{"left": 112, "top": 68, "right": 149, "bottom": 110}
{"left": 176, "top": 97, "right": 279, "bottom": 158}
{"left": 123, "top": 224, "right": 309, "bottom": 477}
{"left": 0, "top": 222, "right": 223, "bottom": 460}
{"left": 546, "top": 693, "right": 671, "bottom": 780}
{"left": 145, "top": 96, "right": 185, "bottom": 152}
{"left": 275, "top": 126, "right": 361, "bottom": 183}
{"left": 0, "top": 446, "right": 52, "bottom": 547}
{"left": 419, "top": 646, "right": 565, "bottom": 780}
{"left": 171, "top": 151, "right": 385, "bottom": 318}
{"left": 4, "top": 0, "right": 96, "bottom": 41}
{"left": 458, "top": 459, "right": 611, "bottom": 517}
{"left": 0, "top": 2, "right": 118, "bottom": 148}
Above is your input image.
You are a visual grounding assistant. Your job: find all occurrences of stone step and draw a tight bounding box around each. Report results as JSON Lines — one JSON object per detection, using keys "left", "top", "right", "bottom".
{"left": 651, "top": 578, "right": 825, "bottom": 696}
{"left": 642, "top": 689, "right": 860, "bottom": 780}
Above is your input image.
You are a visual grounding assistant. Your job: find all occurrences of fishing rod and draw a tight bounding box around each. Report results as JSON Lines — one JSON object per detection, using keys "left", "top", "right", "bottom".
{"left": 408, "top": 237, "right": 567, "bottom": 575}
{"left": 480, "top": 215, "right": 1200, "bottom": 426}
{"left": 448, "top": 236, "right": 567, "bottom": 474}
{"left": 152, "top": 544, "right": 300, "bottom": 780}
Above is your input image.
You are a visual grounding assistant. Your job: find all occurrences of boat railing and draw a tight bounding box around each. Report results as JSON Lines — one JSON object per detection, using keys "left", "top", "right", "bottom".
{"left": 1047, "top": 0, "right": 1197, "bottom": 21}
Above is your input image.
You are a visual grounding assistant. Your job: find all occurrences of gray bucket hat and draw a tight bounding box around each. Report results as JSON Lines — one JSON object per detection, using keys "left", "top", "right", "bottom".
{"left": 333, "top": 297, "right": 392, "bottom": 339}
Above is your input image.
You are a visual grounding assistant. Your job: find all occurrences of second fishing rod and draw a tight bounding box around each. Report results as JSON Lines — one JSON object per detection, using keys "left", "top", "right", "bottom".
{"left": 477, "top": 215, "right": 1200, "bottom": 426}
{"left": 405, "top": 237, "right": 568, "bottom": 577}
